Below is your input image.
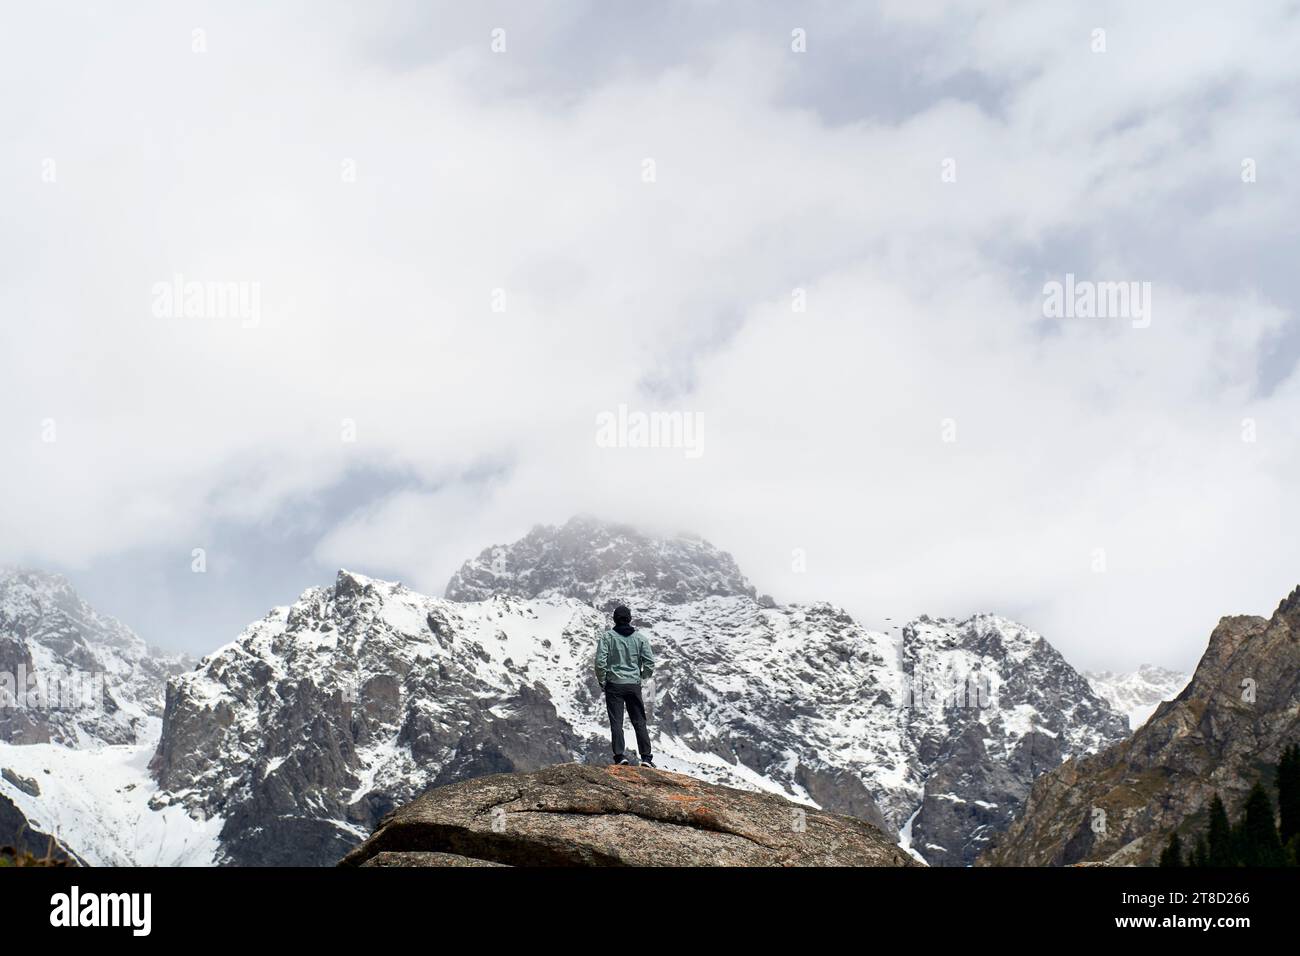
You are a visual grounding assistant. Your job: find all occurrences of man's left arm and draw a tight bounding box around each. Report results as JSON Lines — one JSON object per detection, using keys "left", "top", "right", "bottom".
{"left": 594, "top": 631, "right": 609, "bottom": 686}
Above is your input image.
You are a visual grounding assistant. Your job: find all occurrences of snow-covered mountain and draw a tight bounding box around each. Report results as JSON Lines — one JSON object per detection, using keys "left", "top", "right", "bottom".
{"left": 148, "top": 573, "right": 860, "bottom": 865}
{"left": 1085, "top": 665, "right": 1190, "bottom": 730}
{"left": 0, "top": 521, "right": 1131, "bottom": 867}
{"left": 0, "top": 568, "right": 188, "bottom": 747}
{"left": 0, "top": 568, "right": 205, "bottom": 864}
{"left": 446, "top": 514, "right": 775, "bottom": 609}
{"left": 147, "top": 517, "right": 1129, "bottom": 866}
{"left": 897, "top": 614, "right": 1128, "bottom": 865}
{"left": 0, "top": 725, "right": 220, "bottom": 866}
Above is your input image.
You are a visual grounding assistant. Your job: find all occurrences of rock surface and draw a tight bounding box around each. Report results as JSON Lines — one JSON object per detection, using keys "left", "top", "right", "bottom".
{"left": 0, "top": 791, "right": 76, "bottom": 864}
{"left": 1, "top": 767, "right": 40, "bottom": 797}
{"left": 341, "top": 763, "right": 916, "bottom": 867}
{"left": 979, "top": 586, "right": 1300, "bottom": 866}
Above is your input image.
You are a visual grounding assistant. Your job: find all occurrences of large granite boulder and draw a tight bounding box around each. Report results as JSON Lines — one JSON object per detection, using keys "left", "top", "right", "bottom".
{"left": 341, "top": 763, "right": 916, "bottom": 867}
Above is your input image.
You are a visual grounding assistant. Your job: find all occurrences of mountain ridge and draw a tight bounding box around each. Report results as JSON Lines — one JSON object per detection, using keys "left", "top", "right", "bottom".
{"left": 4, "top": 519, "right": 1129, "bottom": 867}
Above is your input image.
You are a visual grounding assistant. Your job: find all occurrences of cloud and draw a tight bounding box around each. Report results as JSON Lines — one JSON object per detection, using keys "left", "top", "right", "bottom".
{"left": 2, "top": 1, "right": 1298, "bottom": 666}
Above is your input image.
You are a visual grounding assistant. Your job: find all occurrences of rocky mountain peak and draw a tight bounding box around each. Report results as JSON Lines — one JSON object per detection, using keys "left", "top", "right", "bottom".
{"left": 444, "top": 514, "right": 773, "bottom": 610}
{"left": 896, "top": 612, "right": 1129, "bottom": 865}
{"left": 1, "top": 568, "right": 139, "bottom": 656}
{"left": 333, "top": 567, "right": 371, "bottom": 595}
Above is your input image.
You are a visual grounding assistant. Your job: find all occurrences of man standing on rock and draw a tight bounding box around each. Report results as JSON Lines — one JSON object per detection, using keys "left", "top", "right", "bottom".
{"left": 595, "top": 605, "right": 656, "bottom": 768}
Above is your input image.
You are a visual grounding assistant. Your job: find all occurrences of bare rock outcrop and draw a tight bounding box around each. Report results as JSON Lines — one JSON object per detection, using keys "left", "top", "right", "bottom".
{"left": 979, "top": 587, "right": 1300, "bottom": 866}
{"left": 341, "top": 763, "right": 916, "bottom": 867}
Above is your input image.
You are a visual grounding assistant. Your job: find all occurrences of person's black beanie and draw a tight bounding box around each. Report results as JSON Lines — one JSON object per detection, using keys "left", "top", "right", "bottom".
{"left": 613, "top": 605, "right": 631, "bottom": 625}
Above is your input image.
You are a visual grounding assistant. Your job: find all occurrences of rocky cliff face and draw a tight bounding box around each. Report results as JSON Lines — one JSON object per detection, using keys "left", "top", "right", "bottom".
{"left": 340, "top": 763, "right": 916, "bottom": 867}
{"left": 979, "top": 586, "right": 1300, "bottom": 866}
{"left": 899, "top": 615, "right": 1129, "bottom": 866}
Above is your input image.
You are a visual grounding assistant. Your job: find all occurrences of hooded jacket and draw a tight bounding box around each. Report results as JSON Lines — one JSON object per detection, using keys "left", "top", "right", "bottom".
{"left": 594, "top": 625, "right": 655, "bottom": 686}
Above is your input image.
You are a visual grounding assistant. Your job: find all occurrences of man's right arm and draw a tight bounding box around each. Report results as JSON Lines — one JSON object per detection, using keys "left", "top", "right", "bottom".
{"left": 638, "top": 632, "right": 655, "bottom": 679}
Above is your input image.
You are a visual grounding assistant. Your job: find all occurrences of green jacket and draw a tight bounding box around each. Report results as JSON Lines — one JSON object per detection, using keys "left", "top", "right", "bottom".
{"left": 594, "top": 627, "right": 655, "bottom": 686}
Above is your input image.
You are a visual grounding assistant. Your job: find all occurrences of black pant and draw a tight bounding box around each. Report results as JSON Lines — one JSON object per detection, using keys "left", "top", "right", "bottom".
{"left": 604, "top": 682, "right": 652, "bottom": 760}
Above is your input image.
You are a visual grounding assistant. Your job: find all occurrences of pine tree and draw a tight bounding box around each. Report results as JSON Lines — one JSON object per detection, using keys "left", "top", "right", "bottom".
{"left": 1159, "top": 832, "right": 1184, "bottom": 867}
{"left": 1230, "top": 817, "right": 1247, "bottom": 865}
{"left": 1277, "top": 743, "right": 1300, "bottom": 846}
{"left": 1191, "top": 835, "right": 1208, "bottom": 868}
{"left": 1207, "top": 794, "right": 1235, "bottom": 867}
{"left": 1240, "top": 781, "right": 1285, "bottom": 867}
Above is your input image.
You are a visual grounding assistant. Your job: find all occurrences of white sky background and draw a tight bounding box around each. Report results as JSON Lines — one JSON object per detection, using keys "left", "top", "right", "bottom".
{"left": 2, "top": 1, "right": 1299, "bottom": 669}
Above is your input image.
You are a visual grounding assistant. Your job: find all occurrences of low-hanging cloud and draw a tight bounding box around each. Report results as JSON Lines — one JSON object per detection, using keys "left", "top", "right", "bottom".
{"left": 3, "top": 1, "right": 1299, "bottom": 667}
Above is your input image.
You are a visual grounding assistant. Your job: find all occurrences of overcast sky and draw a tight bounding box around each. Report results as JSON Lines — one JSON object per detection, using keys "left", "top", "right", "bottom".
{"left": 2, "top": 1, "right": 1299, "bottom": 670}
